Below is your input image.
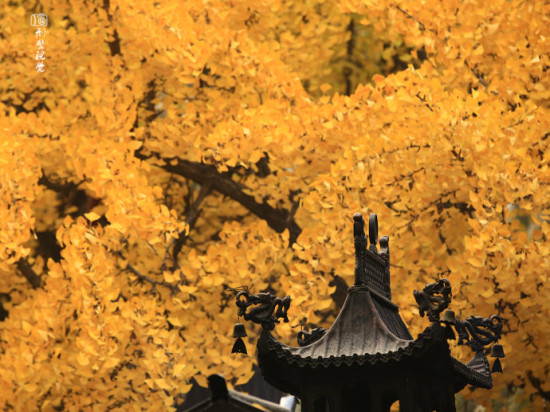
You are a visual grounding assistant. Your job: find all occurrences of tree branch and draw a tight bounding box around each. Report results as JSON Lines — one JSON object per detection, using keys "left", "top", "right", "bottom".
{"left": 135, "top": 150, "right": 302, "bottom": 244}
{"left": 386, "top": 167, "right": 425, "bottom": 186}
{"left": 115, "top": 251, "right": 178, "bottom": 294}
{"left": 465, "top": 60, "right": 489, "bottom": 88}
{"left": 164, "top": 180, "right": 213, "bottom": 270}
{"left": 103, "top": 0, "right": 121, "bottom": 57}
{"left": 16, "top": 258, "right": 42, "bottom": 289}
{"left": 395, "top": 5, "right": 433, "bottom": 33}
{"left": 527, "top": 370, "right": 550, "bottom": 402}
{"left": 344, "top": 18, "right": 355, "bottom": 96}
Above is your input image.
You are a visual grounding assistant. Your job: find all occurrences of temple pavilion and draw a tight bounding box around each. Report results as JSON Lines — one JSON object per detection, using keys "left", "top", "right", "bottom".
{"left": 234, "top": 213, "right": 502, "bottom": 412}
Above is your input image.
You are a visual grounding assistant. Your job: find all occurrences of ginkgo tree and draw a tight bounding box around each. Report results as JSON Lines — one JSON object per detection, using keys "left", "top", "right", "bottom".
{"left": 0, "top": 0, "right": 548, "bottom": 410}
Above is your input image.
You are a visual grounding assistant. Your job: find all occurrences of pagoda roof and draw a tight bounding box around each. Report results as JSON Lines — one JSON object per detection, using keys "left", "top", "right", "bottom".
{"left": 258, "top": 286, "right": 493, "bottom": 395}
{"left": 258, "top": 295, "right": 492, "bottom": 391}
{"left": 259, "top": 286, "right": 418, "bottom": 368}
{"left": 254, "top": 213, "right": 494, "bottom": 396}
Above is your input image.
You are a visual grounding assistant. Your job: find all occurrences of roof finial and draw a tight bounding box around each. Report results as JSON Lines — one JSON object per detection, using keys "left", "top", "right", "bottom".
{"left": 369, "top": 213, "right": 378, "bottom": 253}
{"left": 379, "top": 235, "right": 389, "bottom": 264}
{"left": 208, "top": 374, "right": 229, "bottom": 400}
{"left": 353, "top": 213, "right": 367, "bottom": 285}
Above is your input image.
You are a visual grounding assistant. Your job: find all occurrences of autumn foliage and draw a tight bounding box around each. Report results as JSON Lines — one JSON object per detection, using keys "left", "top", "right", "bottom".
{"left": 0, "top": 0, "right": 549, "bottom": 409}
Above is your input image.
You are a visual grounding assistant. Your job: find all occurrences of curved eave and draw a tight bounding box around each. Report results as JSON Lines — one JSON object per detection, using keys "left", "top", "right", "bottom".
{"left": 257, "top": 286, "right": 440, "bottom": 370}
{"left": 259, "top": 320, "right": 492, "bottom": 392}
{"left": 452, "top": 352, "right": 493, "bottom": 390}
{"left": 258, "top": 326, "right": 436, "bottom": 369}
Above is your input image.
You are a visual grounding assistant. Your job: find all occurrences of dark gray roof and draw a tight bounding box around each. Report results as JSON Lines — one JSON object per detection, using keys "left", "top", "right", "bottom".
{"left": 184, "top": 375, "right": 291, "bottom": 412}
{"left": 258, "top": 287, "right": 421, "bottom": 368}
{"left": 258, "top": 286, "right": 493, "bottom": 392}
{"left": 257, "top": 213, "right": 494, "bottom": 393}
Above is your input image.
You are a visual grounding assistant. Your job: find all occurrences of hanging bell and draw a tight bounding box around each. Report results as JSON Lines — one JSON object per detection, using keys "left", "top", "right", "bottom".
{"left": 444, "top": 324, "right": 456, "bottom": 340}
{"left": 441, "top": 310, "right": 457, "bottom": 324}
{"left": 232, "top": 323, "right": 248, "bottom": 338}
{"left": 231, "top": 323, "right": 248, "bottom": 355}
{"left": 491, "top": 358, "right": 503, "bottom": 373}
{"left": 231, "top": 337, "right": 247, "bottom": 354}
{"left": 490, "top": 343, "right": 505, "bottom": 358}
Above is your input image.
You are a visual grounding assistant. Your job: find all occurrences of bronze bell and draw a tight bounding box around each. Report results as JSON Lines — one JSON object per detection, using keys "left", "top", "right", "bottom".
{"left": 490, "top": 343, "right": 505, "bottom": 358}
{"left": 231, "top": 323, "right": 248, "bottom": 355}
{"left": 232, "top": 323, "right": 247, "bottom": 338}
{"left": 491, "top": 358, "right": 503, "bottom": 373}
{"left": 441, "top": 309, "right": 457, "bottom": 324}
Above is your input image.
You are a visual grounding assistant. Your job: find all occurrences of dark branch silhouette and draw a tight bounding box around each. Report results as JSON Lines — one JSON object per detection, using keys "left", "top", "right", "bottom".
{"left": 135, "top": 150, "right": 301, "bottom": 244}
{"left": 16, "top": 258, "right": 42, "bottom": 289}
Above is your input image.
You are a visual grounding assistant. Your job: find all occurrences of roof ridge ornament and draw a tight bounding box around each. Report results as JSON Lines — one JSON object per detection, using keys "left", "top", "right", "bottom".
{"left": 379, "top": 235, "right": 389, "bottom": 263}
{"left": 415, "top": 278, "right": 506, "bottom": 373}
{"left": 297, "top": 327, "right": 326, "bottom": 347}
{"left": 413, "top": 278, "right": 452, "bottom": 322}
{"left": 368, "top": 213, "right": 378, "bottom": 253}
{"left": 353, "top": 213, "right": 368, "bottom": 286}
{"left": 235, "top": 290, "right": 291, "bottom": 331}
